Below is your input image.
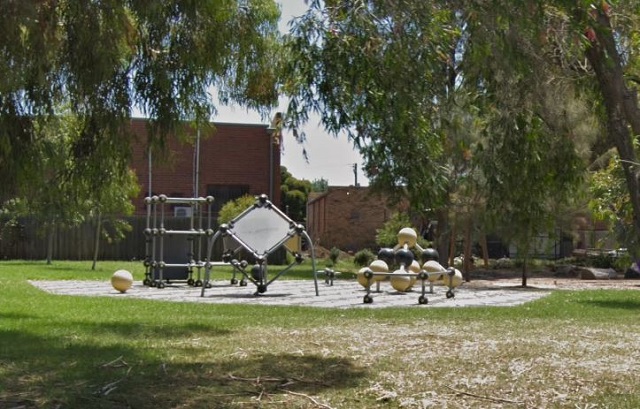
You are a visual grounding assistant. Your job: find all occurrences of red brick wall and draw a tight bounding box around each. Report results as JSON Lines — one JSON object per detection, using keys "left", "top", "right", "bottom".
{"left": 307, "top": 187, "right": 393, "bottom": 252}
{"left": 128, "top": 118, "right": 281, "bottom": 214}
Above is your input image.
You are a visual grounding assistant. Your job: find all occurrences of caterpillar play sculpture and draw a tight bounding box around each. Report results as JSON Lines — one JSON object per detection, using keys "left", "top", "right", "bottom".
{"left": 359, "top": 227, "right": 462, "bottom": 304}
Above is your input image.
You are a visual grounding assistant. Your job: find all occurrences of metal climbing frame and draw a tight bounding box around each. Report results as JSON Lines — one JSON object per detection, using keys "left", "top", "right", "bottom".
{"left": 143, "top": 194, "right": 215, "bottom": 288}
{"left": 201, "top": 194, "right": 320, "bottom": 297}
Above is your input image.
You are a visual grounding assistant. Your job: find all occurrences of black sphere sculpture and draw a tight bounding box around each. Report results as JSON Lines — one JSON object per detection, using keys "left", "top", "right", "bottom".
{"left": 421, "top": 247, "right": 440, "bottom": 262}
{"left": 395, "top": 247, "right": 415, "bottom": 266}
{"left": 377, "top": 247, "right": 395, "bottom": 265}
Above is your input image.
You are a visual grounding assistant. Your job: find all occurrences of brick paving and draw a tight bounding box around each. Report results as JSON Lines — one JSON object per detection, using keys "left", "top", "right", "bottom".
{"left": 29, "top": 279, "right": 551, "bottom": 309}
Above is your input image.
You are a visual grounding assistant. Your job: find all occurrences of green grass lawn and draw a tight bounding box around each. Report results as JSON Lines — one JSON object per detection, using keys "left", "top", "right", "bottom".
{"left": 2, "top": 260, "right": 640, "bottom": 408}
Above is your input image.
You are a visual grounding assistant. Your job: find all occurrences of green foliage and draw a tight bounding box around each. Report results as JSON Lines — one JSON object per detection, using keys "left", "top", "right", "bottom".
{"left": 588, "top": 253, "right": 616, "bottom": 269}
{"left": 217, "top": 194, "right": 256, "bottom": 225}
{"left": 1, "top": 113, "right": 139, "bottom": 250}
{"left": 589, "top": 154, "right": 637, "bottom": 252}
{"left": 282, "top": 0, "right": 640, "bottom": 279}
{"left": 353, "top": 248, "right": 375, "bottom": 267}
{"left": 284, "top": 2, "right": 458, "bottom": 211}
{"left": 0, "top": 0, "right": 281, "bottom": 199}
{"left": 376, "top": 213, "right": 418, "bottom": 249}
{"left": 328, "top": 246, "right": 341, "bottom": 266}
{"left": 282, "top": 0, "right": 603, "bottom": 271}
{"left": 280, "top": 166, "right": 312, "bottom": 222}
{"left": 311, "top": 178, "right": 329, "bottom": 192}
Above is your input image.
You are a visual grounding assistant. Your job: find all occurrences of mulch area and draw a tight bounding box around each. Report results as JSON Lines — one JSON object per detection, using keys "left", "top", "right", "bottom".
{"left": 463, "top": 267, "right": 640, "bottom": 290}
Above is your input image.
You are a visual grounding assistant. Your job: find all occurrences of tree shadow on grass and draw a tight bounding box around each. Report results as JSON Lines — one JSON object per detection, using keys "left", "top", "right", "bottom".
{"left": 136, "top": 353, "right": 367, "bottom": 409}
{"left": 579, "top": 299, "right": 640, "bottom": 311}
{"left": 0, "top": 327, "right": 367, "bottom": 409}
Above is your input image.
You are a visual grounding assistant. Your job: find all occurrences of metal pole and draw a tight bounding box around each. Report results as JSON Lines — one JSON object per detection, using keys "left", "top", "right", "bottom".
{"left": 353, "top": 163, "right": 358, "bottom": 187}
{"left": 269, "top": 129, "right": 274, "bottom": 200}
{"left": 194, "top": 127, "right": 200, "bottom": 198}
{"left": 148, "top": 148, "right": 152, "bottom": 197}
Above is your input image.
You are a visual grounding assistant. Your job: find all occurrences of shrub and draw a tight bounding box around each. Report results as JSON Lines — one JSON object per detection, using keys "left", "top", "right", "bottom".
{"left": 588, "top": 253, "right": 615, "bottom": 269}
{"left": 217, "top": 194, "right": 256, "bottom": 224}
{"left": 613, "top": 252, "right": 632, "bottom": 272}
{"left": 353, "top": 248, "right": 375, "bottom": 267}
{"left": 375, "top": 212, "right": 429, "bottom": 249}
{"left": 328, "top": 246, "right": 341, "bottom": 266}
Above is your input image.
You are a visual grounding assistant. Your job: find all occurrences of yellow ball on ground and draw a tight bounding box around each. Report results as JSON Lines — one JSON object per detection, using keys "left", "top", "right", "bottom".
{"left": 369, "top": 259, "right": 389, "bottom": 282}
{"left": 442, "top": 268, "right": 463, "bottom": 288}
{"left": 390, "top": 269, "right": 412, "bottom": 292}
{"left": 111, "top": 269, "right": 133, "bottom": 293}
{"left": 397, "top": 227, "right": 418, "bottom": 247}
{"left": 422, "top": 260, "right": 446, "bottom": 282}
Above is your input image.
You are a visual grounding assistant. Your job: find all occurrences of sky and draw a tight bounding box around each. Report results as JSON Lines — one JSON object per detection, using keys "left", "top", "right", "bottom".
{"left": 212, "top": 1, "right": 369, "bottom": 187}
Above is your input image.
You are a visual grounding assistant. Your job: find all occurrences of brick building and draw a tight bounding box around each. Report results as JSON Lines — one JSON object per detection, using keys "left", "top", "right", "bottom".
{"left": 128, "top": 118, "right": 281, "bottom": 216}
{"left": 306, "top": 186, "right": 395, "bottom": 252}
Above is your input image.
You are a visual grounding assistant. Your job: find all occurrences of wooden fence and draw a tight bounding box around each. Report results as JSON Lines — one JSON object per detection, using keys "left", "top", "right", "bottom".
{"left": 0, "top": 216, "right": 287, "bottom": 263}
{"left": 0, "top": 216, "right": 210, "bottom": 261}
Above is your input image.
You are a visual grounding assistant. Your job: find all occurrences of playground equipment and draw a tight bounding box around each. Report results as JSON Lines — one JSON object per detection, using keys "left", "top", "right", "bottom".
{"left": 143, "top": 195, "right": 215, "bottom": 288}
{"left": 359, "top": 227, "right": 461, "bottom": 304}
{"left": 200, "top": 194, "right": 321, "bottom": 297}
{"left": 143, "top": 191, "right": 328, "bottom": 297}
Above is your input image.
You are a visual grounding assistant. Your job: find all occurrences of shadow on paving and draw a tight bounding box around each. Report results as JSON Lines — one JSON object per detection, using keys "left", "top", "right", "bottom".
{"left": 460, "top": 283, "right": 552, "bottom": 292}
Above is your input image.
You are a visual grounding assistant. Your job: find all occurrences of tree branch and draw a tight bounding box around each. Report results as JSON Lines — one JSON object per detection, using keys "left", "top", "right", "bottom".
{"left": 445, "top": 385, "right": 525, "bottom": 405}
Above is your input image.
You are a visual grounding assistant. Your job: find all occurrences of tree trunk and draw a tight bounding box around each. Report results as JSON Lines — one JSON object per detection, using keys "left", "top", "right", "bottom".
{"left": 463, "top": 218, "right": 473, "bottom": 281}
{"left": 92, "top": 212, "right": 102, "bottom": 271}
{"left": 448, "top": 221, "right": 456, "bottom": 267}
{"left": 479, "top": 232, "right": 489, "bottom": 268}
{"left": 522, "top": 256, "right": 528, "bottom": 287}
{"left": 46, "top": 226, "right": 53, "bottom": 265}
{"left": 435, "top": 209, "right": 450, "bottom": 267}
{"left": 583, "top": 8, "right": 640, "bottom": 255}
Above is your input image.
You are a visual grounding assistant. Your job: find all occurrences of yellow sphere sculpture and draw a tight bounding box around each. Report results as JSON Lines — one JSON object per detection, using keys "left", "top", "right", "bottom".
{"left": 356, "top": 267, "right": 372, "bottom": 288}
{"left": 442, "top": 268, "right": 464, "bottom": 288}
{"left": 390, "top": 268, "right": 412, "bottom": 292}
{"left": 111, "top": 269, "right": 133, "bottom": 293}
{"left": 368, "top": 259, "right": 389, "bottom": 282}
{"left": 397, "top": 227, "right": 418, "bottom": 247}
{"left": 407, "top": 260, "right": 420, "bottom": 287}
{"left": 422, "top": 260, "right": 446, "bottom": 282}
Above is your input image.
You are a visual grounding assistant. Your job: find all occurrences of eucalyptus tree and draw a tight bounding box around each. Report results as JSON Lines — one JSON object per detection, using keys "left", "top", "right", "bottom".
{"left": 283, "top": 1, "right": 468, "bottom": 263}
{"left": 0, "top": 0, "right": 281, "bottom": 202}
{"left": 283, "top": 1, "right": 594, "bottom": 274}
{"left": 461, "top": 0, "right": 640, "bottom": 280}
{"left": 460, "top": 2, "right": 598, "bottom": 284}
{"left": 566, "top": 1, "right": 640, "bottom": 253}
{"left": 0, "top": 112, "right": 139, "bottom": 263}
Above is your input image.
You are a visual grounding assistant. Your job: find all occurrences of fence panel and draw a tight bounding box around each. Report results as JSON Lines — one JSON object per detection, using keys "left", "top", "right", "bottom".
{"left": 0, "top": 216, "right": 204, "bottom": 261}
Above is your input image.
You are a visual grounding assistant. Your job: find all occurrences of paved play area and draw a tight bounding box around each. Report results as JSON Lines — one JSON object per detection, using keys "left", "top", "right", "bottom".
{"left": 29, "top": 279, "right": 552, "bottom": 309}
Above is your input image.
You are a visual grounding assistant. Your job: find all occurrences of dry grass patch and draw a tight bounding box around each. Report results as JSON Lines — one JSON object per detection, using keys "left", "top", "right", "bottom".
{"left": 236, "top": 318, "right": 640, "bottom": 408}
